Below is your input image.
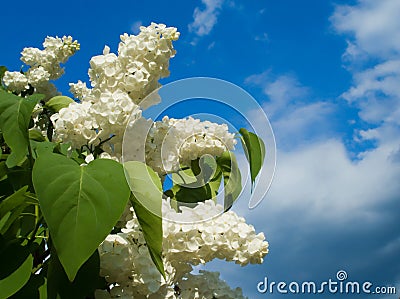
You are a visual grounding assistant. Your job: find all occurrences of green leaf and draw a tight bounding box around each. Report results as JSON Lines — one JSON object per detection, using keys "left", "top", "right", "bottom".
{"left": 0, "top": 239, "right": 30, "bottom": 279}
{"left": 32, "top": 153, "right": 130, "bottom": 281}
{"left": 6, "top": 164, "right": 34, "bottom": 192}
{"left": 30, "top": 140, "right": 84, "bottom": 165}
{"left": 0, "top": 161, "right": 7, "bottom": 180}
{"left": 10, "top": 272, "right": 46, "bottom": 299}
{"left": 53, "top": 143, "right": 84, "bottom": 164}
{"left": 0, "top": 66, "right": 7, "bottom": 89}
{"left": 0, "top": 254, "right": 33, "bottom": 299}
{"left": 171, "top": 158, "right": 214, "bottom": 186}
{"left": 239, "top": 128, "right": 265, "bottom": 189}
{"left": 169, "top": 179, "right": 221, "bottom": 205}
{"left": 30, "top": 141, "right": 56, "bottom": 159}
{"left": 171, "top": 168, "right": 197, "bottom": 185}
{"left": 45, "top": 96, "right": 74, "bottom": 112}
{"left": 29, "top": 129, "right": 46, "bottom": 142}
{"left": 9, "top": 240, "right": 48, "bottom": 297}
{"left": 39, "top": 278, "right": 47, "bottom": 299}
{"left": 170, "top": 156, "right": 222, "bottom": 204}
{"left": 171, "top": 183, "right": 214, "bottom": 204}
{"left": 0, "top": 205, "right": 27, "bottom": 236}
{"left": 47, "top": 249, "right": 101, "bottom": 299}
{"left": 124, "top": 161, "right": 165, "bottom": 278}
{"left": 18, "top": 204, "right": 36, "bottom": 237}
{"left": 0, "top": 178, "right": 14, "bottom": 199}
{"left": 0, "top": 239, "right": 33, "bottom": 298}
{"left": 0, "top": 186, "right": 29, "bottom": 217}
{"left": 53, "top": 142, "right": 71, "bottom": 156}
{"left": 0, "top": 211, "right": 11, "bottom": 231}
{"left": 216, "top": 151, "right": 242, "bottom": 211}
{"left": 0, "top": 66, "right": 7, "bottom": 78}
{"left": 0, "top": 186, "right": 32, "bottom": 235}
{"left": 0, "top": 90, "right": 43, "bottom": 167}
{"left": 209, "top": 166, "right": 223, "bottom": 198}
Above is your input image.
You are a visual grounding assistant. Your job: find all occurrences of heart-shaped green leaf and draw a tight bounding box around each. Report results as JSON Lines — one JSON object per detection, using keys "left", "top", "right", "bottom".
{"left": 124, "top": 161, "right": 165, "bottom": 278}
{"left": 239, "top": 128, "right": 265, "bottom": 190}
{"left": 45, "top": 96, "right": 74, "bottom": 113}
{"left": 33, "top": 153, "right": 130, "bottom": 281}
{"left": 0, "top": 90, "right": 43, "bottom": 167}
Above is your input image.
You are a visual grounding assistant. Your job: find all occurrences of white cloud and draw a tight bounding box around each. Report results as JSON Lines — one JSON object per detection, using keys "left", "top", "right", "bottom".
{"left": 262, "top": 75, "right": 309, "bottom": 112}
{"left": 263, "top": 139, "right": 399, "bottom": 220}
{"left": 130, "top": 20, "right": 142, "bottom": 34}
{"left": 379, "top": 236, "right": 400, "bottom": 256}
{"left": 241, "top": 2, "right": 400, "bottom": 218}
{"left": 215, "top": 3, "right": 400, "bottom": 294}
{"left": 228, "top": 134, "right": 400, "bottom": 296}
{"left": 332, "top": 0, "right": 400, "bottom": 147}
{"left": 189, "top": 0, "right": 224, "bottom": 37}
{"left": 342, "top": 59, "right": 400, "bottom": 125}
{"left": 244, "top": 70, "right": 269, "bottom": 86}
{"left": 343, "top": 60, "right": 400, "bottom": 101}
{"left": 255, "top": 33, "right": 269, "bottom": 42}
{"left": 216, "top": 2, "right": 400, "bottom": 295}
{"left": 234, "top": 134, "right": 400, "bottom": 225}
{"left": 245, "top": 72, "right": 309, "bottom": 116}
{"left": 270, "top": 102, "right": 335, "bottom": 146}
{"left": 245, "top": 72, "right": 335, "bottom": 148}
{"left": 331, "top": 0, "right": 400, "bottom": 60}
{"left": 207, "top": 41, "right": 216, "bottom": 50}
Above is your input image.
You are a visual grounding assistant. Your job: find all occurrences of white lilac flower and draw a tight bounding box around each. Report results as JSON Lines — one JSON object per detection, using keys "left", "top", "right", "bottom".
{"left": 177, "top": 270, "right": 247, "bottom": 299}
{"left": 144, "top": 116, "right": 237, "bottom": 174}
{"left": 25, "top": 66, "right": 50, "bottom": 86}
{"left": 6, "top": 24, "right": 268, "bottom": 299}
{"left": 52, "top": 23, "right": 179, "bottom": 155}
{"left": 2, "top": 71, "right": 29, "bottom": 93}
{"left": 69, "top": 80, "right": 92, "bottom": 100}
{"left": 96, "top": 200, "right": 268, "bottom": 297}
{"left": 51, "top": 101, "right": 98, "bottom": 149}
{"left": 4, "top": 35, "right": 79, "bottom": 97}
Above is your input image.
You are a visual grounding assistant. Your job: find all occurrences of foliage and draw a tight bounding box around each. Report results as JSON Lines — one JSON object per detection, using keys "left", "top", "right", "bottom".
{"left": 0, "top": 24, "right": 267, "bottom": 298}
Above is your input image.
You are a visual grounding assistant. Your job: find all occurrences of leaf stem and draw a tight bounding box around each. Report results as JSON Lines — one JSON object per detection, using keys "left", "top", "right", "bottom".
{"left": 25, "top": 193, "right": 39, "bottom": 201}
{"left": 27, "top": 215, "right": 44, "bottom": 246}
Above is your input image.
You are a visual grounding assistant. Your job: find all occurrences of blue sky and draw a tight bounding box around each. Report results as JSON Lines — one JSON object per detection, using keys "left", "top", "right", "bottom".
{"left": 2, "top": 0, "right": 400, "bottom": 298}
